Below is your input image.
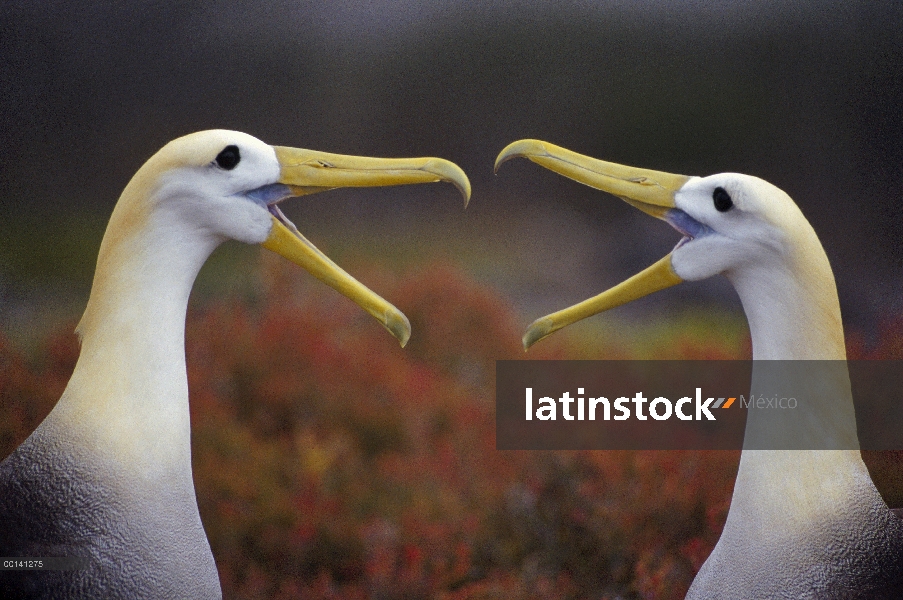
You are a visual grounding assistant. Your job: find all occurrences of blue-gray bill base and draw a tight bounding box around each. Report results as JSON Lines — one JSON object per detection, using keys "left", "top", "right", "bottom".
{"left": 496, "top": 360, "right": 903, "bottom": 450}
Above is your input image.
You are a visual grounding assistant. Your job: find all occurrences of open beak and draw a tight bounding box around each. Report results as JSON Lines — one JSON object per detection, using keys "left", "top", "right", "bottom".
{"left": 261, "top": 146, "right": 471, "bottom": 347}
{"left": 494, "top": 139, "right": 690, "bottom": 349}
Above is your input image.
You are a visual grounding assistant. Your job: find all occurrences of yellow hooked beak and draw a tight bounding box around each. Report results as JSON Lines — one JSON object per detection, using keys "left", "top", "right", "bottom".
{"left": 261, "top": 146, "right": 471, "bottom": 347}
{"left": 495, "top": 139, "right": 690, "bottom": 349}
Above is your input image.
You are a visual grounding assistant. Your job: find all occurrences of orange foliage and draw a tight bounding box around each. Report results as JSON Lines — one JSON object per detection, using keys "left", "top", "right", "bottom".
{"left": 2, "top": 261, "right": 901, "bottom": 599}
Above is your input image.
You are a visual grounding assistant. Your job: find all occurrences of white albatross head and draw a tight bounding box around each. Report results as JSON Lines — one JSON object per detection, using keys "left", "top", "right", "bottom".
{"left": 494, "top": 139, "right": 836, "bottom": 351}
{"left": 78, "top": 130, "right": 471, "bottom": 347}
{"left": 667, "top": 172, "right": 817, "bottom": 282}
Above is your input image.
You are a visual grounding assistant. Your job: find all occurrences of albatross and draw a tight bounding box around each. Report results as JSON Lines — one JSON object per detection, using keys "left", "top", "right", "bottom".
{"left": 0, "top": 130, "right": 470, "bottom": 599}
{"left": 495, "top": 139, "right": 903, "bottom": 598}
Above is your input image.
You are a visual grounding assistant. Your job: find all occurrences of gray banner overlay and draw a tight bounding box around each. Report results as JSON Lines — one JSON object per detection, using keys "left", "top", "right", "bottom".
{"left": 496, "top": 361, "right": 903, "bottom": 450}
{"left": 1, "top": 557, "right": 89, "bottom": 570}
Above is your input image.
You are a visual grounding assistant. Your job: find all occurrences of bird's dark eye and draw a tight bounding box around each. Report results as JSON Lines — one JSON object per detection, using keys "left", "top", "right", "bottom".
{"left": 713, "top": 187, "right": 733, "bottom": 212}
{"left": 215, "top": 145, "right": 240, "bottom": 170}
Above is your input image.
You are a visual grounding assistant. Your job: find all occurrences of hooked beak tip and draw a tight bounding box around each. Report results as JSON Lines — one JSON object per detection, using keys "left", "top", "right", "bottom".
{"left": 522, "top": 317, "right": 554, "bottom": 350}
{"left": 494, "top": 139, "right": 545, "bottom": 175}
{"left": 385, "top": 310, "right": 412, "bottom": 348}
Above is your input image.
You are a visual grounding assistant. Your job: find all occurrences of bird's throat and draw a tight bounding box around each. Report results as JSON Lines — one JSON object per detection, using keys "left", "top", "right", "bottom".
{"left": 51, "top": 210, "right": 220, "bottom": 479}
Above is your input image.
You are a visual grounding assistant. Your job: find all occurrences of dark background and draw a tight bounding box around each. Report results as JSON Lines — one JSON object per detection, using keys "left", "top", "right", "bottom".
{"left": 2, "top": 0, "right": 902, "bottom": 343}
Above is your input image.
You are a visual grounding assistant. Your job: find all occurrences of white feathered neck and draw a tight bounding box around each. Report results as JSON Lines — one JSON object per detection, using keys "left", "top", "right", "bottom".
{"left": 48, "top": 156, "right": 222, "bottom": 481}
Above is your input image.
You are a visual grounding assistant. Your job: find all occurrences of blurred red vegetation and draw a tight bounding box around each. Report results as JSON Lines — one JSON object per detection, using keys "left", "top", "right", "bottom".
{"left": 2, "top": 259, "right": 901, "bottom": 599}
